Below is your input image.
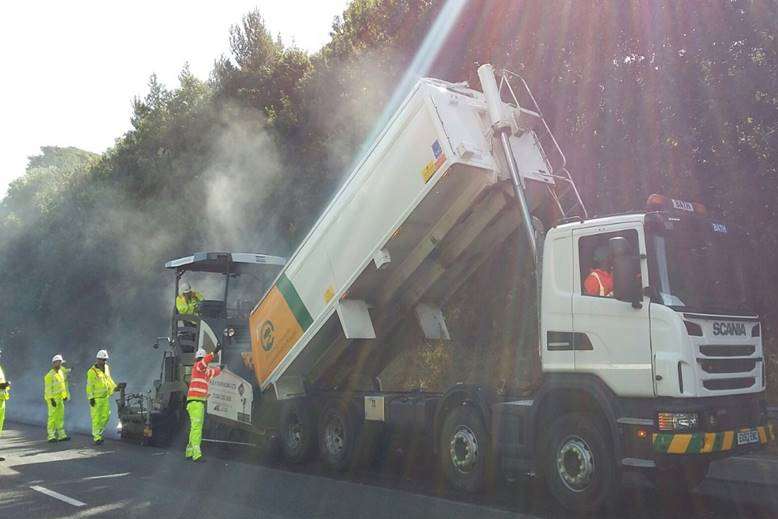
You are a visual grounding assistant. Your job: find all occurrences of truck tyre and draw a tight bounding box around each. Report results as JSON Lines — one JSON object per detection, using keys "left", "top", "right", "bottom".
{"left": 540, "top": 413, "right": 616, "bottom": 511}
{"left": 279, "top": 399, "right": 316, "bottom": 464}
{"left": 319, "top": 402, "right": 359, "bottom": 472}
{"left": 440, "top": 405, "right": 489, "bottom": 493}
{"left": 653, "top": 461, "right": 709, "bottom": 495}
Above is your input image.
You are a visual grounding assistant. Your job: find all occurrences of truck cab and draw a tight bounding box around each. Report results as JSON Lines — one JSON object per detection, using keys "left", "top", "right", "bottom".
{"left": 530, "top": 193, "right": 771, "bottom": 506}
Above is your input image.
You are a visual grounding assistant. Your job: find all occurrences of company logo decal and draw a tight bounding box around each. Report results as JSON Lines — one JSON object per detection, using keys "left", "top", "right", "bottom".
{"left": 260, "top": 320, "right": 275, "bottom": 351}
{"left": 712, "top": 321, "right": 747, "bottom": 337}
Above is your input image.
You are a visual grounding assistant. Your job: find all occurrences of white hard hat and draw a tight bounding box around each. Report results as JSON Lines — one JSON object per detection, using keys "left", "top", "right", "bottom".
{"left": 52, "top": 354, "right": 64, "bottom": 363}
{"left": 181, "top": 281, "right": 192, "bottom": 293}
{"left": 96, "top": 349, "right": 109, "bottom": 360}
{"left": 195, "top": 348, "right": 206, "bottom": 358}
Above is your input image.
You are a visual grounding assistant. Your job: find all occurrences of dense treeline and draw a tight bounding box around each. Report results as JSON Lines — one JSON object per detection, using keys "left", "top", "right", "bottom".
{"left": 2, "top": 0, "right": 776, "bottom": 418}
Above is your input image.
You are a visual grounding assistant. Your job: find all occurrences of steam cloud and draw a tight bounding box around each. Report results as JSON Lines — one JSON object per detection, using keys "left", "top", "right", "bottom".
{"left": 2, "top": 102, "right": 288, "bottom": 438}
{"left": 1, "top": 44, "right": 477, "bottom": 438}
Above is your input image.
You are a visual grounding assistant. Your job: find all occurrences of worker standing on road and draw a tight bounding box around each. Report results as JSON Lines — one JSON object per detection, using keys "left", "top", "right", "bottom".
{"left": 186, "top": 346, "right": 222, "bottom": 462}
{"left": 0, "top": 349, "right": 10, "bottom": 432}
{"left": 86, "top": 349, "right": 118, "bottom": 445}
{"left": 176, "top": 281, "right": 204, "bottom": 316}
{"left": 0, "top": 349, "right": 9, "bottom": 461}
{"left": 44, "top": 354, "right": 70, "bottom": 442}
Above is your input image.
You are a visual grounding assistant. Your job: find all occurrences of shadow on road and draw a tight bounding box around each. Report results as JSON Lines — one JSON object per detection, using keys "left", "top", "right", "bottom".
{"left": 199, "top": 436, "right": 778, "bottom": 519}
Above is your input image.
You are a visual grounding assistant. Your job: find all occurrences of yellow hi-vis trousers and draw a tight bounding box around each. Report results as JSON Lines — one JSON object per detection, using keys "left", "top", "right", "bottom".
{"left": 46, "top": 398, "right": 67, "bottom": 440}
{"left": 0, "top": 400, "right": 5, "bottom": 432}
{"left": 91, "top": 396, "right": 111, "bottom": 441}
{"left": 186, "top": 400, "right": 205, "bottom": 460}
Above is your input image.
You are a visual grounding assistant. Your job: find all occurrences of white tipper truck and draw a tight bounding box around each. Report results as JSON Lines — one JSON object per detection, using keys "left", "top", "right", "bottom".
{"left": 127, "top": 64, "right": 773, "bottom": 511}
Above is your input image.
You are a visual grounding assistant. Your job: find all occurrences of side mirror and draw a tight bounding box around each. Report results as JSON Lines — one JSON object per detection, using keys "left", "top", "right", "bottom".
{"left": 609, "top": 237, "right": 642, "bottom": 307}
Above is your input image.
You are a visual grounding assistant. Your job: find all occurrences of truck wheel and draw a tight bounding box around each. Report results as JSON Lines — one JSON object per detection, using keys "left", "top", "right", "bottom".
{"left": 440, "top": 405, "right": 489, "bottom": 493}
{"left": 654, "top": 461, "right": 709, "bottom": 495}
{"left": 540, "top": 413, "right": 616, "bottom": 511}
{"left": 319, "top": 402, "right": 358, "bottom": 472}
{"left": 279, "top": 399, "right": 316, "bottom": 464}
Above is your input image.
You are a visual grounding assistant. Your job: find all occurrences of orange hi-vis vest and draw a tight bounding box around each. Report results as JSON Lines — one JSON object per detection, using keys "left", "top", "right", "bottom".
{"left": 187, "top": 353, "right": 221, "bottom": 401}
{"left": 585, "top": 268, "right": 614, "bottom": 297}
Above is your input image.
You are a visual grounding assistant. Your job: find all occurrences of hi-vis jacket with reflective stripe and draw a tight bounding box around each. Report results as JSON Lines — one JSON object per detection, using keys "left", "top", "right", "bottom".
{"left": 187, "top": 353, "right": 221, "bottom": 401}
{"left": 86, "top": 364, "right": 117, "bottom": 399}
{"left": 0, "top": 364, "right": 9, "bottom": 401}
{"left": 176, "top": 291, "right": 204, "bottom": 315}
{"left": 44, "top": 368, "right": 69, "bottom": 400}
{"left": 584, "top": 268, "right": 614, "bottom": 297}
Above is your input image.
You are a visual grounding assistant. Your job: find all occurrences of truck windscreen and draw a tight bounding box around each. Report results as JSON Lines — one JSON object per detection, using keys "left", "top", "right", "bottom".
{"left": 646, "top": 213, "right": 752, "bottom": 315}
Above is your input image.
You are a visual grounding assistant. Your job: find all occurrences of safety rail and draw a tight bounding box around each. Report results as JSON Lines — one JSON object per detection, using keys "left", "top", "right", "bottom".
{"left": 498, "top": 69, "right": 588, "bottom": 220}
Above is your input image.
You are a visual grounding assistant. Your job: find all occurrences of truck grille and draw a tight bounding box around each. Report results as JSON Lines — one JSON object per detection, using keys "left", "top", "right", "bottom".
{"left": 699, "top": 344, "right": 755, "bottom": 357}
{"left": 697, "top": 343, "right": 759, "bottom": 393}
{"left": 703, "top": 378, "right": 755, "bottom": 391}
{"left": 699, "top": 358, "right": 757, "bottom": 374}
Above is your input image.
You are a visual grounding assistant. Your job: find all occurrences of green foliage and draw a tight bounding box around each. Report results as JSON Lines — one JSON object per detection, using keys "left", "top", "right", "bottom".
{"left": 5, "top": 147, "right": 97, "bottom": 215}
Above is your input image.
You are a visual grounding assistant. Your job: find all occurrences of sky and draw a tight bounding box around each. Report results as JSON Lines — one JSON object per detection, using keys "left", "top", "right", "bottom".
{"left": 0, "top": 0, "right": 351, "bottom": 196}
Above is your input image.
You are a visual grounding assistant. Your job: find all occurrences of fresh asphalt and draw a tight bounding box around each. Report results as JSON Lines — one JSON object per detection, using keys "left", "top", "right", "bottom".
{"left": 1, "top": 421, "right": 777, "bottom": 519}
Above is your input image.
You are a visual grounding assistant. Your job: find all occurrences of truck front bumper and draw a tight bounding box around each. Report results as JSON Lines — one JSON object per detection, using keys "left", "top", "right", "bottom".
{"left": 652, "top": 424, "right": 774, "bottom": 455}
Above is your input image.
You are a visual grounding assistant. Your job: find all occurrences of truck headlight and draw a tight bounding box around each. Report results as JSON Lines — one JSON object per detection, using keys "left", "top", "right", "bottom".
{"left": 658, "top": 412, "right": 699, "bottom": 432}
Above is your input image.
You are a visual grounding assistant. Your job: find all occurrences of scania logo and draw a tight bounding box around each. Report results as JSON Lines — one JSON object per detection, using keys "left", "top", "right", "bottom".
{"left": 712, "top": 321, "right": 747, "bottom": 337}
{"left": 260, "top": 320, "right": 275, "bottom": 351}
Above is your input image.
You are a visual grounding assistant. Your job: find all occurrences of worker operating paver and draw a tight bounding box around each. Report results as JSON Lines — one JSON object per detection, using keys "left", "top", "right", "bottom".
{"left": 86, "top": 349, "right": 119, "bottom": 444}
{"left": 43, "top": 354, "right": 70, "bottom": 442}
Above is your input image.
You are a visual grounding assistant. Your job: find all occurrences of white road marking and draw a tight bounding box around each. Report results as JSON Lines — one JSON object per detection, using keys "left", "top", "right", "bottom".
{"left": 82, "top": 472, "right": 131, "bottom": 481}
{"left": 30, "top": 485, "right": 86, "bottom": 507}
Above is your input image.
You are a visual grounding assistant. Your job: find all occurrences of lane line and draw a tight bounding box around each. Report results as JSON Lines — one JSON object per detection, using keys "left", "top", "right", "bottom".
{"left": 30, "top": 485, "right": 86, "bottom": 507}
{"left": 82, "top": 472, "right": 131, "bottom": 481}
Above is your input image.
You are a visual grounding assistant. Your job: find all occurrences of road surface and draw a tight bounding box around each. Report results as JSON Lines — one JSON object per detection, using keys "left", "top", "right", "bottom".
{"left": 1, "top": 422, "right": 778, "bottom": 518}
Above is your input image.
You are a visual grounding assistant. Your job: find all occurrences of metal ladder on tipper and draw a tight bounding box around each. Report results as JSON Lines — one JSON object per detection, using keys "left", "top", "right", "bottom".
{"left": 498, "top": 69, "right": 589, "bottom": 221}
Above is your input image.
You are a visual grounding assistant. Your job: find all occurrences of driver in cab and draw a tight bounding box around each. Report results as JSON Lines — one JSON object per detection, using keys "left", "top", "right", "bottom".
{"left": 584, "top": 246, "right": 614, "bottom": 297}
{"left": 176, "top": 281, "right": 204, "bottom": 316}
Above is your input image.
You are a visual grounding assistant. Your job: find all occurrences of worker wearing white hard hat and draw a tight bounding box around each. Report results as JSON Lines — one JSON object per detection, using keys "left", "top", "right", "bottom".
{"left": 176, "top": 280, "right": 204, "bottom": 316}
{"left": 185, "top": 344, "right": 223, "bottom": 461}
{"left": 44, "top": 354, "right": 70, "bottom": 442}
{"left": 86, "top": 348, "right": 119, "bottom": 444}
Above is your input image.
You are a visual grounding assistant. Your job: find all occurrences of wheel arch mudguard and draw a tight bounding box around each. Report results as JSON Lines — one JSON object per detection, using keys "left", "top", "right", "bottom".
{"left": 529, "top": 374, "right": 623, "bottom": 465}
